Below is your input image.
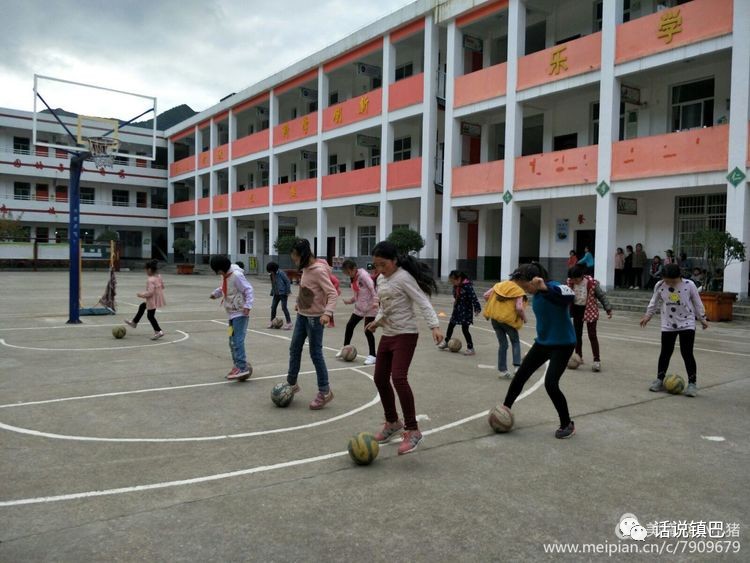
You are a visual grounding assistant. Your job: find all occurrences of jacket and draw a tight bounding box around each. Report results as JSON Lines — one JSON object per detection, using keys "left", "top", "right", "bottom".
{"left": 269, "top": 270, "right": 292, "bottom": 297}
{"left": 373, "top": 267, "right": 439, "bottom": 336}
{"left": 567, "top": 275, "right": 612, "bottom": 322}
{"left": 212, "top": 264, "right": 254, "bottom": 320}
{"left": 450, "top": 279, "right": 482, "bottom": 325}
{"left": 139, "top": 274, "right": 166, "bottom": 310}
{"left": 346, "top": 268, "right": 378, "bottom": 317}
{"left": 483, "top": 280, "right": 526, "bottom": 329}
{"left": 297, "top": 260, "right": 338, "bottom": 317}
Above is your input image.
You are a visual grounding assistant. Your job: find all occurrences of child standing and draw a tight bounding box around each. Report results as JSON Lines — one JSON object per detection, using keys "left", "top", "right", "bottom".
{"left": 339, "top": 259, "right": 378, "bottom": 365}
{"left": 567, "top": 250, "right": 578, "bottom": 270}
{"left": 632, "top": 243, "right": 648, "bottom": 289}
{"left": 366, "top": 241, "right": 443, "bottom": 455}
{"left": 483, "top": 280, "right": 527, "bottom": 378}
{"left": 501, "top": 262, "right": 577, "bottom": 439}
{"left": 614, "top": 247, "right": 625, "bottom": 288}
{"left": 438, "top": 271, "right": 482, "bottom": 355}
{"left": 266, "top": 262, "right": 293, "bottom": 330}
{"left": 125, "top": 259, "right": 165, "bottom": 340}
{"left": 640, "top": 264, "right": 708, "bottom": 397}
{"left": 286, "top": 239, "right": 338, "bottom": 409}
{"left": 567, "top": 264, "right": 613, "bottom": 372}
{"left": 209, "top": 255, "right": 255, "bottom": 381}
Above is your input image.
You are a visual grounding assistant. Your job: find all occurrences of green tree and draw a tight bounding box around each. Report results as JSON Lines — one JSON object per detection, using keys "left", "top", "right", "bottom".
{"left": 274, "top": 235, "right": 299, "bottom": 255}
{"left": 172, "top": 237, "right": 195, "bottom": 263}
{"left": 690, "top": 230, "right": 746, "bottom": 291}
{"left": 386, "top": 228, "right": 424, "bottom": 255}
{"left": 0, "top": 212, "right": 27, "bottom": 241}
{"left": 96, "top": 230, "right": 119, "bottom": 242}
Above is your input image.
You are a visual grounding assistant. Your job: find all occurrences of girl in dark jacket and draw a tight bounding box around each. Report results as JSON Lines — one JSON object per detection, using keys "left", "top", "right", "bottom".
{"left": 438, "top": 270, "right": 482, "bottom": 355}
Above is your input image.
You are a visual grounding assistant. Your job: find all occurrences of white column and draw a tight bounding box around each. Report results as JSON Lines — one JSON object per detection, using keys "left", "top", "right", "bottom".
{"left": 167, "top": 222, "right": 175, "bottom": 262}
{"left": 724, "top": 0, "right": 750, "bottom": 298}
{"left": 269, "top": 89, "right": 277, "bottom": 256}
{"left": 228, "top": 216, "right": 237, "bottom": 260}
{"left": 379, "top": 200, "right": 393, "bottom": 241}
{"left": 268, "top": 212, "right": 277, "bottom": 257}
{"left": 316, "top": 207, "right": 328, "bottom": 258}
{"left": 477, "top": 207, "right": 489, "bottom": 279}
{"left": 440, "top": 21, "right": 462, "bottom": 278}
{"left": 480, "top": 123, "right": 490, "bottom": 162}
{"left": 167, "top": 140, "right": 174, "bottom": 166}
{"left": 194, "top": 219, "right": 203, "bottom": 264}
{"left": 500, "top": 0, "right": 526, "bottom": 279}
{"left": 379, "top": 35, "right": 394, "bottom": 243}
{"left": 209, "top": 218, "right": 218, "bottom": 255}
{"left": 593, "top": 0, "right": 623, "bottom": 290}
{"left": 420, "top": 13, "right": 439, "bottom": 262}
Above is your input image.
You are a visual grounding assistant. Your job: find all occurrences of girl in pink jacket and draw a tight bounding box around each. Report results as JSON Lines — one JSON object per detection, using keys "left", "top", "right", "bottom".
{"left": 125, "top": 259, "right": 165, "bottom": 340}
{"left": 339, "top": 260, "right": 379, "bottom": 365}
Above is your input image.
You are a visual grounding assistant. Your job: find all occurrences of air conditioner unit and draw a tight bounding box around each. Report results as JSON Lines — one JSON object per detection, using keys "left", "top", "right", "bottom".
{"left": 300, "top": 87, "right": 318, "bottom": 101}
{"left": 256, "top": 107, "right": 268, "bottom": 116}
{"left": 301, "top": 150, "right": 317, "bottom": 161}
{"left": 356, "top": 62, "right": 382, "bottom": 79}
{"left": 257, "top": 161, "right": 268, "bottom": 171}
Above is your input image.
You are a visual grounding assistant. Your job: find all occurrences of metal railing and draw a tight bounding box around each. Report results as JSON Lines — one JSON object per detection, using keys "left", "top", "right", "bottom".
{"left": 1, "top": 145, "right": 167, "bottom": 170}
{"left": 2, "top": 192, "right": 167, "bottom": 210}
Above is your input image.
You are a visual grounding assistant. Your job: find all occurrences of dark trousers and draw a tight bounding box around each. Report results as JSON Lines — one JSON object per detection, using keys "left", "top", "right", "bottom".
{"left": 570, "top": 304, "right": 600, "bottom": 361}
{"left": 271, "top": 294, "right": 291, "bottom": 322}
{"left": 615, "top": 269, "right": 624, "bottom": 288}
{"left": 133, "top": 302, "right": 161, "bottom": 332}
{"left": 632, "top": 267, "right": 644, "bottom": 288}
{"left": 504, "top": 342, "right": 575, "bottom": 428}
{"left": 657, "top": 330, "right": 697, "bottom": 383}
{"left": 344, "top": 313, "right": 376, "bottom": 356}
{"left": 374, "top": 333, "right": 419, "bottom": 430}
{"left": 445, "top": 321, "right": 474, "bottom": 349}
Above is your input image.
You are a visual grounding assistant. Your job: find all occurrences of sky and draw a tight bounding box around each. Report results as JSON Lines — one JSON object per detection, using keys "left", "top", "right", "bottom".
{"left": 0, "top": 0, "right": 415, "bottom": 119}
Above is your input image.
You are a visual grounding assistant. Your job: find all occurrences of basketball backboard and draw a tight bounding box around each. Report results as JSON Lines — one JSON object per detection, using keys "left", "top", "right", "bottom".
{"left": 32, "top": 74, "right": 157, "bottom": 161}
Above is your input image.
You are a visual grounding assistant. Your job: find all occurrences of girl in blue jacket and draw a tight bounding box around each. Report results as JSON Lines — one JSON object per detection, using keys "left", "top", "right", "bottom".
{"left": 267, "top": 261, "right": 292, "bottom": 330}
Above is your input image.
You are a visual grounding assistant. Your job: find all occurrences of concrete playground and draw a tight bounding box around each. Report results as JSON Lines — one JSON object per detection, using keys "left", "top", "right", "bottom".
{"left": 0, "top": 270, "right": 748, "bottom": 562}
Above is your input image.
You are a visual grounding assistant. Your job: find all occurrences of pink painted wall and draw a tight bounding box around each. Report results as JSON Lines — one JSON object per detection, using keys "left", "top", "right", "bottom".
{"left": 169, "top": 156, "right": 195, "bottom": 177}
{"left": 273, "top": 112, "right": 319, "bottom": 147}
{"left": 273, "top": 178, "right": 316, "bottom": 205}
{"left": 198, "top": 151, "right": 211, "bottom": 170}
{"left": 387, "top": 158, "right": 422, "bottom": 190}
{"left": 213, "top": 194, "right": 229, "bottom": 212}
{"left": 515, "top": 146, "right": 597, "bottom": 190}
{"left": 517, "top": 33, "right": 601, "bottom": 92}
{"left": 197, "top": 197, "right": 211, "bottom": 214}
{"left": 322, "top": 166, "right": 381, "bottom": 199}
{"left": 213, "top": 144, "right": 229, "bottom": 165}
{"left": 616, "top": 0, "right": 732, "bottom": 64}
{"left": 451, "top": 161, "right": 504, "bottom": 197}
{"left": 169, "top": 200, "right": 195, "bottom": 218}
{"left": 232, "top": 130, "right": 270, "bottom": 159}
{"left": 611, "top": 125, "right": 728, "bottom": 180}
{"left": 388, "top": 74, "right": 424, "bottom": 112}
{"left": 454, "top": 63, "right": 507, "bottom": 108}
{"left": 323, "top": 89, "right": 383, "bottom": 132}
{"left": 232, "top": 187, "right": 269, "bottom": 209}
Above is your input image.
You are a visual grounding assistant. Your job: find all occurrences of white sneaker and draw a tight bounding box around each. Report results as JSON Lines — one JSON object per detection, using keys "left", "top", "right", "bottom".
{"left": 151, "top": 331, "right": 164, "bottom": 340}
{"left": 498, "top": 371, "right": 512, "bottom": 379}
{"left": 335, "top": 349, "right": 343, "bottom": 359}
{"left": 363, "top": 355, "right": 376, "bottom": 366}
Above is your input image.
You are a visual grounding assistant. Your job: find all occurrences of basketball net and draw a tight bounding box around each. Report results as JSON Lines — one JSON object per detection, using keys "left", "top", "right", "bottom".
{"left": 85, "top": 136, "right": 119, "bottom": 168}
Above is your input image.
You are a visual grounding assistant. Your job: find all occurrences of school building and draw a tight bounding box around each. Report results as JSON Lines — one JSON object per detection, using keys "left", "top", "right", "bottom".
{"left": 0, "top": 109, "right": 169, "bottom": 260}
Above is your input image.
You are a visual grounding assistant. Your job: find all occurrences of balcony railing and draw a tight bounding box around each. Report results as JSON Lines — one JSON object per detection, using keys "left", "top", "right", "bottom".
{"left": 169, "top": 200, "right": 196, "bottom": 218}
{"left": 198, "top": 151, "right": 211, "bottom": 170}
{"left": 388, "top": 74, "right": 424, "bottom": 112}
{"left": 616, "top": 0, "right": 732, "bottom": 65}
{"left": 213, "top": 193, "right": 229, "bottom": 212}
{"left": 515, "top": 145, "right": 598, "bottom": 190}
{"left": 322, "top": 89, "right": 382, "bottom": 132}
{"left": 273, "top": 112, "right": 318, "bottom": 147}
{"left": 232, "top": 130, "right": 270, "bottom": 159}
{"left": 232, "top": 186, "right": 269, "bottom": 210}
{"left": 213, "top": 144, "right": 229, "bottom": 165}
{"left": 1, "top": 145, "right": 166, "bottom": 169}
{"left": 454, "top": 63, "right": 507, "bottom": 108}
{"left": 5, "top": 192, "right": 167, "bottom": 209}
{"left": 387, "top": 158, "right": 422, "bottom": 191}
{"left": 452, "top": 160, "right": 504, "bottom": 197}
{"left": 197, "top": 197, "right": 211, "bottom": 214}
{"left": 517, "top": 32, "right": 602, "bottom": 92}
{"left": 611, "top": 125, "right": 728, "bottom": 181}
{"left": 170, "top": 155, "right": 195, "bottom": 176}
{"left": 322, "top": 166, "right": 380, "bottom": 199}
{"left": 273, "top": 178, "right": 316, "bottom": 205}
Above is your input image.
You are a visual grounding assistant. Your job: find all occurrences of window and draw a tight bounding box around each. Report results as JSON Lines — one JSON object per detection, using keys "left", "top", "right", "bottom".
{"left": 239, "top": 239, "right": 246, "bottom": 254}
{"left": 36, "top": 227, "right": 49, "bottom": 243}
{"left": 675, "top": 193, "right": 727, "bottom": 258}
{"left": 329, "top": 154, "right": 339, "bottom": 175}
{"left": 13, "top": 182, "right": 31, "bottom": 200}
{"left": 358, "top": 225, "right": 376, "bottom": 256}
{"left": 278, "top": 175, "right": 289, "bottom": 184}
{"left": 671, "top": 78, "right": 714, "bottom": 132}
{"left": 590, "top": 102, "right": 628, "bottom": 143}
{"left": 594, "top": 0, "right": 631, "bottom": 32}
{"left": 393, "top": 137, "right": 411, "bottom": 161}
{"left": 36, "top": 184, "right": 49, "bottom": 201}
{"left": 55, "top": 228, "right": 68, "bottom": 243}
{"left": 260, "top": 169, "right": 269, "bottom": 186}
{"left": 81, "top": 229, "right": 95, "bottom": 244}
{"left": 372, "top": 77, "right": 382, "bottom": 89}
{"left": 112, "top": 190, "right": 129, "bottom": 206}
{"left": 338, "top": 226, "right": 346, "bottom": 256}
{"left": 247, "top": 231, "right": 255, "bottom": 255}
{"left": 308, "top": 159, "right": 317, "bottom": 179}
{"left": 308, "top": 101, "right": 318, "bottom": 113}
{"left": 13, "top": 137, "right": 30, "bottom": 154}
{"left": 290, "top": 163, "right": 297, "bottom": 182}
{"left": 395, "top": 62, "right": 414, "bottom": 81}
{"left": 114, "top": 150, "right": 129, "bottom": 166}
{"left": 329, "top": 92, "right": 339, "bottom": 105}
{"left": 370, "top": 147, "right": 380, "bottom": 167}
{"left": 263, "top": 228, "right": 270, "bottom": 255}
{"left": 80, "top": 187, "right": 95, "bottom": 204}
{"left": 56, "top": 185, "right": 68, "bottom": 202}
{"left": 291, "top": 107, "right": 298, "bottom": 120}
{"left": 137, "top": 192, "right": 148, "bottom": 208}
{"left": 553, "top": 133, "right": 578, "bottom": 151}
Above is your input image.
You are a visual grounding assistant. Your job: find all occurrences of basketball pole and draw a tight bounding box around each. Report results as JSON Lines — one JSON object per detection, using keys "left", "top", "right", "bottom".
{"left": 67, "top": 152, "right": 87, "bottom": 324}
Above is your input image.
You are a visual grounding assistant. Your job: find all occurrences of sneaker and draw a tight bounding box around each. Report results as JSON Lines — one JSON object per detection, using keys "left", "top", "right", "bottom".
{"left": 335, "top": 349, "right": 343, "bottom": 359}
{"left": 555, "top": 421, "right": 576, "bottom": 439}
{"left": 289, "top": 383, "right": 301, "bottom": 394}
{"left": 309, "top": 389, "right": 334, "bottom": 410}
{"left": 463, "top": 348, "right": 476, "bottom": 356}
{"left": 397, "top": 430, "right": 423, "bottom": 455}
{"left": 649, "top": 379, "right": 664, "bottom": 392}
{"left": 592, "top": 361, "right": 601, "bottom": 373}
{"left": 151, "top": 331, "right": 164, "bottom": 340}
{"left": 685, "top": 382, "right": 698, "bottom": 397}
{"left": 227, "top": 366, "right": 252, "bottom": 381}
{"left": 124, "top": 319, "right": 137, "bottom": 328}
{"left": 374, "top": 420, "right": 404, "bottom": 443}
{"left": 282, "top": 322, "right": 292, "bottom": 330}
{"left": 363, "top": 355, "right": 376, "bottom": 366}
{"left": 437, "top": 340, "right": 448, "bottom": 350}
{"left": 267, "top": 322, "right": 274, "bottom": 329}
{"left": 498, "top": 371, "right": 512, "bottom": 379}
{"left": 629, "top": 286, "right": 635, "bottom": 290}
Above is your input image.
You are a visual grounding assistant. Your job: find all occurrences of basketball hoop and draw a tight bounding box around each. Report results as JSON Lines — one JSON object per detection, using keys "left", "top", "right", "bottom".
{"left": 85, "top": 136, "right": 120, "bottom": 168}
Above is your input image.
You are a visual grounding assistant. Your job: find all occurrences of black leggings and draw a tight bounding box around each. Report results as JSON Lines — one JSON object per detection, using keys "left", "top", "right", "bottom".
{"left": 344, "top": 314, "right": 376, "bottom": 356}
{"left": 445, "top": 322, "right": 474, "bottom": 349}
{"left": 271, "top": 294, "right": 291, "bottom": 322}
{"left": 133, "top": 302, "right": 161, "bottom": 332}
{"left": 657, "top": 330, "right": 697, "bottom": 383}
{"left": 504, "top": 343, "right": 575, "bottom": 427}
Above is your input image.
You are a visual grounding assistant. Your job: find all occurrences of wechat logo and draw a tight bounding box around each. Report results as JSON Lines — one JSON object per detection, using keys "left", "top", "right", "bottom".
{"left": 616, "top": 513, "right": 648, "bottom": 541}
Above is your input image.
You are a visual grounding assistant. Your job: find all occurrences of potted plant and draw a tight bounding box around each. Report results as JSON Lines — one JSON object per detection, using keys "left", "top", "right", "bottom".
{"left": 386, "top": 228, "right": 425, "bottom": 256}
{"left": 172, "top": 237, "right": 196, "bottom": 274}
{"left": 689, "top": 230, "right": 746, "bottom": 321}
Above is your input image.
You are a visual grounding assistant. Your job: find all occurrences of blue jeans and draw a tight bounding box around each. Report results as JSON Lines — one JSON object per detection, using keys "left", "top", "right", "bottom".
{"left": 287, "top": 314, "right": 329, "bottom": 392}
{"left": 229, "top": 315, "right": 249, "bottom": 370}
{"left": 491, "top": 319, "right": 521, "bottom": 372}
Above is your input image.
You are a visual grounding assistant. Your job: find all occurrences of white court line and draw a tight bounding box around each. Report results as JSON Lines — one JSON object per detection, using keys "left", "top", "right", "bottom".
{"left": 0, "top": 330, "right": 190, "bottom": 352}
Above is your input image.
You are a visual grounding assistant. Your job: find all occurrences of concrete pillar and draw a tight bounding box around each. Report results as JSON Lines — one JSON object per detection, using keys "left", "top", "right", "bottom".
{"left": 379, "top": 200, "right": 393, "bottom": 242}
{"left": 228, "top": 216, "right": 237, "bottom": 261}
{"left": 500, "top": 0, "right": 526, "bottom": 278}
{"left": 316, "top": 207, "right": 328, "bottom": 259}
{"left": 269, "top": 89, "right": 277, "bottom": 258}
{"left": 167, "top": 222, "right": 175, "bottom": 263}
{"left": 194, "top": 219, "right": 203, "bottom": 264}
{"left": 420, "top": 13, "right": 439, "bottom": 266}
{"left": 380, "top": 34, "right": 394, "bottom": 244}
{"left": 593, "top": 0, "right": 623, "bottom": 290}
{"left": 476, "top": 207, "right": 489, "bottom": 280}
{"left": 209, "top": 218, "right": 218, "bottom": 256}
{"left": 724, "top": 0, "right": 750, "bottom": 298}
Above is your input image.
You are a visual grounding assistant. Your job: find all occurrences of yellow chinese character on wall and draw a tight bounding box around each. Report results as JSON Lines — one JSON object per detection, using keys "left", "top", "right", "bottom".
{"left": 302, "top": 116, "right": 310, "bottom": 134}
{"left": 358, "top": 95, "right": 370, "bottom": 114}
{"left": 248, "top": 192, "right": 255, "bottom": 202}
{"left": 548, "top": 46, "right": 568, "bottom": 75}
{"left": 289, "top": 185, "right": 297, "bottom": 199}
{"left": 657, "top": 9, "right": 682, "bottom": 44}
{"left": 333, "top": 107, "right": 343, "bottom": 124}
{"left": 281, "top": 124, "right": 290, "bottom": 138}
{"left": 217, "top": 148, "right": 225, "bottom": 159}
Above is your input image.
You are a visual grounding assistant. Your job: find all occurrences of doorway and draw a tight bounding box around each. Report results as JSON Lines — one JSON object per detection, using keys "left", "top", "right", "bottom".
{"left": 575, "top": 230, "right": 596, "bottom": 258}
